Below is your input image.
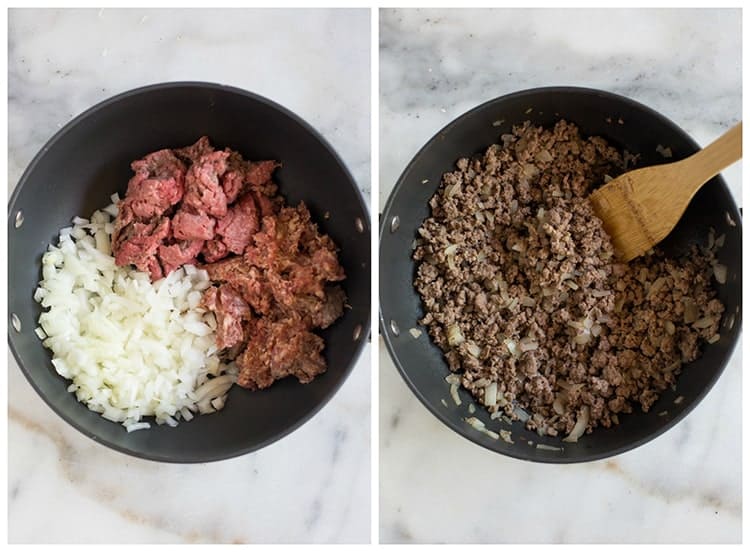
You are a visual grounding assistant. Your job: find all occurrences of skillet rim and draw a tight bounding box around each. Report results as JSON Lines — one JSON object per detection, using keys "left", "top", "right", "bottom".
{"left": 8, "top": 80, "right": 372, "bottom": 463}
{"left": 379, "top": 85, "right": 742, "bottom": 463}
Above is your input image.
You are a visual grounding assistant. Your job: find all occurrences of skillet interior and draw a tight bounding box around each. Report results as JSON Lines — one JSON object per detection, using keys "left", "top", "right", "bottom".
{"left": 9, "top": 82, "right": 371, "bottom": 463}
{"left": 379, "top": 87, "right": 741, "bottom": 463}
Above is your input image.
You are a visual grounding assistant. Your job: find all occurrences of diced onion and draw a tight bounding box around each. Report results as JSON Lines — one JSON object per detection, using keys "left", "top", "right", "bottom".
{"left": 33, "top": 204, "right": 235, "bottom": 430}
{"left": 552, "top": 397, "right": 565, "bottom": 415}
{"left": 466, "top": 341, "right": 481, "bottom": 357}
{"left": 713, "top": 263, "right": 727, "bottom": 284}
{"left": 450, "top": 384, "right": 462, "bottom": 406}
{"left": 125, "top": 422, "right": 151, "bottom": 433}
{"left": 562, "top": 405, "right": 590, "bottom": 443}
{"left": 447, "top": 324, "right": 465, "bottom": 347}
{"left": 683, "top": 300, "right": 698, "bottom": 324}
{"left": 693, "top": 317, "right": 716, "bottom": 329}
{"left": 484, "top": 382, "right": 498, "bottom": 406}
{"left": 536, "top": 444, "right": 563, "bottom": 452}
{"left": 513, "top": 405, "right": 530, "bottom": 422}
{"left": 519, "top": 337, "right": 539, "bottom": 352}
{"left": 445, "top": 373, "right": 461, "bottom": 385}
{"left": 504, "top": 338, "right": 518, "bottom": 356}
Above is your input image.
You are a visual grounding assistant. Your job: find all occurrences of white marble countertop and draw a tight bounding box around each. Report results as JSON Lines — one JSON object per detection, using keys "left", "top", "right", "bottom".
{"left": 379, "top": 8, "right": 742, "bottom": 544}
{"left": 8, "top": 8, "right": 370, "bottom": 544}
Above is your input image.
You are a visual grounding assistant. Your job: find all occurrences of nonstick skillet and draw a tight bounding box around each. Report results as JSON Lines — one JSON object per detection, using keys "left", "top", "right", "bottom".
{"left": 379, "top": 87, "right": 741, "bottom": 463}
{"left": 9, "top": 82, "right": 371, "bottom": 462}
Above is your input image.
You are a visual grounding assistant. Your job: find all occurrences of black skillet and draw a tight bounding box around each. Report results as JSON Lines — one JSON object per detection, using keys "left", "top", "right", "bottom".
{"left": 380, "top": 87, "right": 741, "bottom": 463}
{"left": 9, "top": 82, "right": 371, "bottom": 462}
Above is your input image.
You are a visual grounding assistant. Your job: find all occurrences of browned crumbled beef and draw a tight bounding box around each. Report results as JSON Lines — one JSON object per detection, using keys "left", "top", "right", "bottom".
{"left": 236, "top": 317, "right": 326, "bottom": 390}
{"left": 112, "top": 136, "right": 346, "bottom": 391}
{"left": 414, "top": 120, "right": 725, "bottom": 437}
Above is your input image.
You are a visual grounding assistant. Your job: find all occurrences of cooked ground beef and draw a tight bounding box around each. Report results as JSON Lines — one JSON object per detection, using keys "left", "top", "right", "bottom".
{"left": 113, "top": 137, "right": 346, "bottom": 390}
{"left": 413, "top": 120, "right": 725, "bottom": 438}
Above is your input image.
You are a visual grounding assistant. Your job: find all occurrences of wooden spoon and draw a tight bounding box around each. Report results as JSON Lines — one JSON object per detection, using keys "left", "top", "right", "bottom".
{"left": 589, "top": 122, "right": 742, "bottom": 262}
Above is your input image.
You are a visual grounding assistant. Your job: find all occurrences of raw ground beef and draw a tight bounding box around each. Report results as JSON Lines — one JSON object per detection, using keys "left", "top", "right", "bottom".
{"left": 112, "top": 137, "right": 346, "bottom": 390}
{"left": 413, "top": 120, "right": 726, "bottom": 439}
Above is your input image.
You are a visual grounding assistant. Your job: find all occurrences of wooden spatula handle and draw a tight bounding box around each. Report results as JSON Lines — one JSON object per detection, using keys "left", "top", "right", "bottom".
{"left": 680, "top": 122, "right": 742, "bottom": 188}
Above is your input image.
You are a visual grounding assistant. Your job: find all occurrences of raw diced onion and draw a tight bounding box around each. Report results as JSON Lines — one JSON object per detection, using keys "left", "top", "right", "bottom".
{"left": 125, "top": 422, "right": 151, "bottom": 433}
{"left": 33, "top": 204, "right": 235, "bottom": 431}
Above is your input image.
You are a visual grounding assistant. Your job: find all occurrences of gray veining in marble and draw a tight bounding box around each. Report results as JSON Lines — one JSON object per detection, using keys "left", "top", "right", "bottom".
{"left": 379, "top": 8, "right": 741, "bottom": 544}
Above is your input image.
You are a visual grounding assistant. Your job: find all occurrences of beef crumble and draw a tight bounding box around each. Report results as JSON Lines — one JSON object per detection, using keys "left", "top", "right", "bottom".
{"left": 112, "top": 137, "right": 346, "bottom": 390}
{"left": 413, "top": 120, "right": 725, "bottom": 439}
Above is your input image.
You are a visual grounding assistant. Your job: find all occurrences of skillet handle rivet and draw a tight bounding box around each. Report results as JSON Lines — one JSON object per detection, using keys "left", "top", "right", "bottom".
{"left": 14, "top": 210, "right": 24, "bottom": 228}
{"left": 390, "top": 319, "right": 400, "bottom": 336}
{"left": 353, "top": 324, "right": 362, "bottom": 341}
{"left": 11, "top": 313, "right": 21, "bottom": 333}
{"left": 390, "top": 216, "right": 400, "bottom": 233}
{"left": 355, "top": 217, "right": 364, "bottom": 233}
